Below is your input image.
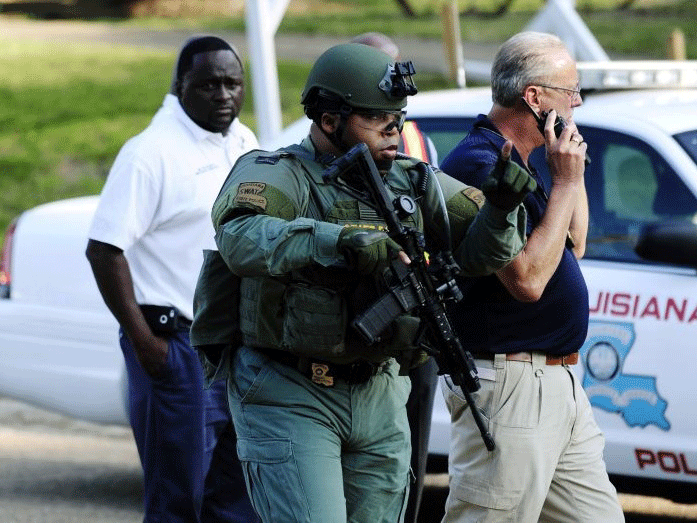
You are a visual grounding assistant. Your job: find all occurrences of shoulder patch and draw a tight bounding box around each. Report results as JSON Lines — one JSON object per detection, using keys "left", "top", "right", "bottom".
{"left": 462, "top": 187, "right": 485, "bottom": 209}
{"left": 233, "top": 182, "right": 267, "bottom": 211}
{"left": 255, "top": 152, "right": 293, "bottom": 165}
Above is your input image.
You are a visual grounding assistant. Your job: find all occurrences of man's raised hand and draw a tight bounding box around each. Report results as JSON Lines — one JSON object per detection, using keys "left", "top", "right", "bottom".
{"left": 481, "top": 140, "right": 537, "bottom": 212}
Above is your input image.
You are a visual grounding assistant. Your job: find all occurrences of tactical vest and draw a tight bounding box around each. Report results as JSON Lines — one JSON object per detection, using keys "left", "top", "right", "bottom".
{"left": 237, "top": 145, "right": 430, "bottom": 364}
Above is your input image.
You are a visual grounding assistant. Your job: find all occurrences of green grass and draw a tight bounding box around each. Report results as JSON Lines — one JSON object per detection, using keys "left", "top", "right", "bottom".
{"left": 0, "top": 41, "right": 172, "bottom": 235}
{"left": 584, "top": 10, "right": 697, "bottom": 58}
{"left": 284, "top": 1, "right": 697, "bottom": 59}
{"left": 125, "top": 0, "right": 696, "bottom": 57}
{"left": 0, "top": 39, "right": 447, "bottom": 239}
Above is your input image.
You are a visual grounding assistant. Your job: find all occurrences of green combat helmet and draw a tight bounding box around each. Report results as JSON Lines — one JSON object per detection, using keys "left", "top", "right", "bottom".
{"left": 301, "top": 43, "right": 418, "bottom": 151}
{"left": 301, "top": 42, "right": 417, "bottom": 118}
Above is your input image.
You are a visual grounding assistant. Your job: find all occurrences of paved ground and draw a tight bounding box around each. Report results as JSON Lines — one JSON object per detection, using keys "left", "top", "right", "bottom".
{"left": 0, "top": 396, "right": 141, "bottom": 523}
{"left": 2, "top": 395, "right": 697, "bottom": 522}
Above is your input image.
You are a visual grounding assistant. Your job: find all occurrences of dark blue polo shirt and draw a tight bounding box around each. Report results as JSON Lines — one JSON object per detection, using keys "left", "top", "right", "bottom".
{"left": 441, "top": 115, "right": 588, "bottom": 356}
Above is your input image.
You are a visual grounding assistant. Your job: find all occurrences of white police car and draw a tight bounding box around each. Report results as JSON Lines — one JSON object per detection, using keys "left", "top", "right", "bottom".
{"left": 267, "top": 61, "right": 697, "bottom": 501}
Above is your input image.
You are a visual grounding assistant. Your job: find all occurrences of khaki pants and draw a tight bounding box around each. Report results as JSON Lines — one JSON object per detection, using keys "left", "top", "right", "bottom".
{"left": 441, "top": 353, "right": 624, "bottom": 523}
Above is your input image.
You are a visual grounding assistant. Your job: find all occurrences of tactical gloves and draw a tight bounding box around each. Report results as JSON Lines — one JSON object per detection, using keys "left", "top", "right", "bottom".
{"left": 338, "top": 227, "right": 402, "bottom": 275}
{"left": 481, "top": 147, "right": 537, "bottom": 213}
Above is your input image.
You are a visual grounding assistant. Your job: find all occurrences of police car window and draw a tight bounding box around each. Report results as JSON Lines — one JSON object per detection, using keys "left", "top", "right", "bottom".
{"left": 674, "top": 130, "right": 697, "bottom": 164}
{"left": 411, "top": 117, "right": 475, "bottom": 160}
{"left": 580, "top": 127, "right": 697, "bottom": 262}
{"left": 412, "top": 119, "right": 697, "bottom": 264}
{"left": 603, "top": 145, "right": 657, "bottom": 222}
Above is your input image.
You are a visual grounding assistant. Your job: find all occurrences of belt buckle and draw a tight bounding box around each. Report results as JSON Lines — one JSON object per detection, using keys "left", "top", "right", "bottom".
{"left": 309, "top": 360, "right": 381, "bottom": 387}
{"left": 311, "top": 362, "right": 335, "bottom": 387}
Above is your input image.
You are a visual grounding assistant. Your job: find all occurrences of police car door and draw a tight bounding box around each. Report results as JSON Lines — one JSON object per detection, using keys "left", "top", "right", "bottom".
{"left": 576, "top": 125, "right": 697, "bottom": 496}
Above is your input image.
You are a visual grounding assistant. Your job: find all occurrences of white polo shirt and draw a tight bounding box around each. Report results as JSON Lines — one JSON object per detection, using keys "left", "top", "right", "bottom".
{"left": 150, "top": 92, "right": 178, "bottom": 124}
{"left": 89, "top": 97, "right": 258, "bottom": 320}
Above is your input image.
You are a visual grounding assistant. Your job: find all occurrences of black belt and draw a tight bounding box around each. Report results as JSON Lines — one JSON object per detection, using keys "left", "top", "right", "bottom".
{"left": 140, "top": 304, "right": 190, "bottom": 335}
{"left": 258, "top": 348, "right": 387, "bottom": 387}
{"left": 176, "top": 316, "right": 192, "bottom": 331}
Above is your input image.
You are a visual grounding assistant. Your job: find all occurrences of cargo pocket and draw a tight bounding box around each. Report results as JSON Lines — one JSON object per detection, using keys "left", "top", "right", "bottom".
{"left": 237, "top": 437, "right": 310, "bottom": 522}
{"left": 282, "top": 284, "right": 348, "bottom": 358}
{"left": 448, "top": 478, "right": 522, "bottom": 521}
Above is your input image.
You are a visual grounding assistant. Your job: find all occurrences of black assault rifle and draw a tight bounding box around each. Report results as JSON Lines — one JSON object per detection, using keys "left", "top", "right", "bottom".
{"left": 323, "top": 143, "right": 495, "bottom": 451}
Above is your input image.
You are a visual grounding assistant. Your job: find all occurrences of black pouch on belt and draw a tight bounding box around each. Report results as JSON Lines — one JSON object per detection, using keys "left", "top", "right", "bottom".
{"left": 139, "top": 304, "right": 180, "bottom": 335}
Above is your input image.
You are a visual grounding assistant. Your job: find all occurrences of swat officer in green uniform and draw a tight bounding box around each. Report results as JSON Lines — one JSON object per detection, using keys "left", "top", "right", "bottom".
{"left": 196, "top": 43, "right": 534, "bottom": 523}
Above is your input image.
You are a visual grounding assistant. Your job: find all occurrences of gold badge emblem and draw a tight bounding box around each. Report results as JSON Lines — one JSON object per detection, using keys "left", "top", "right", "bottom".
{"left": 311, "top": 363, "right": 334, "bottom": 387}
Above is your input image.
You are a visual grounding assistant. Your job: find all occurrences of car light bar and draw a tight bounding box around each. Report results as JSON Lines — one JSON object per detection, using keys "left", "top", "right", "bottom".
{"left": 577, "top": 61, "right": 697, "bottom": 90}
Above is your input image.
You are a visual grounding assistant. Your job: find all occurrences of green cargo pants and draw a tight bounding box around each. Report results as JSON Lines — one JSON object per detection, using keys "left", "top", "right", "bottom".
{"left": 227, "top": 346, "right": 412, "bottom": 523}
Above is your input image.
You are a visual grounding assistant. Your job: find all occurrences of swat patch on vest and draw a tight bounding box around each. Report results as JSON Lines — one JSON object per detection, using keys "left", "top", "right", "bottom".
{"left": 234, "top": 182, "right": 267, "bottom": 211}
{"left": 462, "top": 187, "right": 485, "bottom": 209}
